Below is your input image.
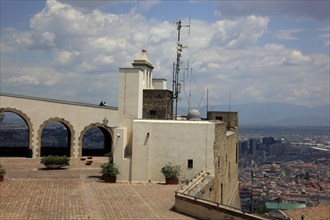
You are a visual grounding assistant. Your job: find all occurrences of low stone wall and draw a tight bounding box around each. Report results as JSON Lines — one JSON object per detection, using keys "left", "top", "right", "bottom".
{"left": 174, "top": 193, "right": 269, "bottom": 220}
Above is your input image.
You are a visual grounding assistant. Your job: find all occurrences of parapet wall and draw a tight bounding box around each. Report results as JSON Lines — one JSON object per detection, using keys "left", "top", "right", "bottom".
{"left": 174, "top": 193, "right": 269, "bottom": 220}
{"left": 212, "top": 121, "right": 241, "bottom": 208}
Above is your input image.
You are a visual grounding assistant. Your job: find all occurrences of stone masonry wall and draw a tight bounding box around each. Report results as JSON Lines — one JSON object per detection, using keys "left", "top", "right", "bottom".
{"left": 208, "top": 112, "right": 238, "bottom": 129}
{"left": 142, "top": 90, "right": 173, "bottom": 119}
{"left": 213, "top": 122, "right": 240, "bottom": 208}
{"left": 200, "top": 121, "right": 241, "bottom": 209}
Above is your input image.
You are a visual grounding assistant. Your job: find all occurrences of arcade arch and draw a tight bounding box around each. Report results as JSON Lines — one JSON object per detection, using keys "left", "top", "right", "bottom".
{"left": 0, "top": 107, "right": 33, "bottom": 157}
{"left": 38, "top": 118, "right": 74, "bottom": 157}
{"left": 79, "top": 123, "right": 113, "bottom": 157}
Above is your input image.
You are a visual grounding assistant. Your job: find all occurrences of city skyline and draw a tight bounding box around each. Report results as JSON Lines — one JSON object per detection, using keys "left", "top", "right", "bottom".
{"left": 1, "top": 0, "right": 329, "bottom": 113}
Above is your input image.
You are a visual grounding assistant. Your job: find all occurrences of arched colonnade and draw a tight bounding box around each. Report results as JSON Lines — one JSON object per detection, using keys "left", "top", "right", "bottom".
{"left": 0, "top": 107, "right": 114, "bottom": 157}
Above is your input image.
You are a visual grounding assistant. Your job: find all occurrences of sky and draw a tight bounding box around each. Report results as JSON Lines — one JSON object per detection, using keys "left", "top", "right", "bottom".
{"left": 1, "top": 0, "right": 329, "bottom": 115}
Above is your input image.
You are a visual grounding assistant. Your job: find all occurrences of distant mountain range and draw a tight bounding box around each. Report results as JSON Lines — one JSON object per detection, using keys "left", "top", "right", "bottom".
{"left": 208, "top": 103, "right": 329, "bottom": 126}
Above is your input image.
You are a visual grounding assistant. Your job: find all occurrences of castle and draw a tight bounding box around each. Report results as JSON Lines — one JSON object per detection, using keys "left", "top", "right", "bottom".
{"left": 0, "top": 49, "right": 241, "bottom": 214}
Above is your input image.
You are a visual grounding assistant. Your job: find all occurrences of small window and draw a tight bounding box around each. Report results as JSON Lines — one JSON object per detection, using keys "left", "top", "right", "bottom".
{"left": 149, "top": 110, "right": 157, "bottom": 115}
{"left": 188, "top": 159, "right": 193, "bottom": 168}
{"left": 236, "top": 143, "right": 238, "bottom": 164}
{"left": 228, "top": 162, "right": 231, "bottom": 178}
{"left": 216, "top": 116, "right": 223, "bottom": 121}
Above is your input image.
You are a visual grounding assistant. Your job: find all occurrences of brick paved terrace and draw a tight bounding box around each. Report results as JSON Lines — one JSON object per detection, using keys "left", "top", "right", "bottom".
{"left": 0, "top": 157, "right": 195, "bottom": 220}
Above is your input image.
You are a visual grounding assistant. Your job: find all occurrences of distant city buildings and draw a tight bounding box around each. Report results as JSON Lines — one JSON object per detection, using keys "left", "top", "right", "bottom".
{"left": 238, "top": 128, "right": 330, "bottom": 214}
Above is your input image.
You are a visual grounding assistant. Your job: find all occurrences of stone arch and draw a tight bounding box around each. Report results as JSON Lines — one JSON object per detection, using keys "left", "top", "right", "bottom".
{"left": 0, "top": 107, "right": 34, "bottom": 154}
{"left": 37, "top": 117, "right": 75, "bottom": 157}
{"left": 78, "top": 123, "right": 114, "bottom": 157}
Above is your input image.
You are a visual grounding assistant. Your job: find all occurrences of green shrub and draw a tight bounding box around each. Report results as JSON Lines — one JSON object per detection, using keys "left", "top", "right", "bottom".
{"left": 40, "top": 155, "right": 70, "bottom": 166}
{"left": 101, "top": 162, "right": 119, "bottom": 177}
{"left": 161, "top": 162, "right": 181, "bottom": 179}
{"left": 104, "top": 152, "right": 113, "bottom": 163}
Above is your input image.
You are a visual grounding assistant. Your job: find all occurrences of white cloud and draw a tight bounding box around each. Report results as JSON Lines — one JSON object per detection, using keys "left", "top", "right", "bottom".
{"left": 319, "top": 33, "right": 330, "bottom": 47}
{"left": 54, "top": 50, "right": 81, "bottom": 66}
{"left": 58, "top": 0, "right": 115, "bottom": 12}
{"left": 210, "top": 16, "right": 269, "bottom": 49}
{"left": 130, "top": 0, "right": 161, "bottom": 14}
{"left": 93, "top": 55, "right": 114, "bottom": 66}
{"left": 216, "top": 0, "right": 330, "bottom": 20}
{"left": 1, "top": 0, "right": 329, "bottom": 108}
{"left": 275, "top": 29, "right": 303, "bottom": 40}
{"left": 5, "top": 66, "right": 64, "bottom": 87}
{"left": 8, "top": 75, "right": 39, "bottom": 85}
{"left": 281, "top": 50, "right": 312, "bottom": 66}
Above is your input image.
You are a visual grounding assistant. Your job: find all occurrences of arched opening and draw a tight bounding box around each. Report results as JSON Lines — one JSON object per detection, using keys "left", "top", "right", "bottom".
{"left": 82, "top": 126, "right": 112, "bottom": 156}
{"left": 41, "top": 122, "right": 71, "bottom": 156}
{"left": 0, "top": 112, "right": 30, "bottom": 157}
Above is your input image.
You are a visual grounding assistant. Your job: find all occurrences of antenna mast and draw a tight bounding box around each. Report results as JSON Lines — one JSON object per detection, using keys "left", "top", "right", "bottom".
{"left": 172, "top": 18, "right": 190, "bottom": 120}
{"left": 187, "top": 67, "right": 192, "bottom": 113}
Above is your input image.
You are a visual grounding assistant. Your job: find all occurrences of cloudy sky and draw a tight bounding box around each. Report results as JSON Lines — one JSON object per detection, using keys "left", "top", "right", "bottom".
{"left": 1, "top": 0, "right": 329, "bottom": 115}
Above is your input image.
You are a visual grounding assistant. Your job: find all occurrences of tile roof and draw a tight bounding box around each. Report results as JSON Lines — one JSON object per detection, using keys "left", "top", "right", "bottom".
{"left": 282, "top": 205, "right": 330, "bottom": 220}
{"left": 266, "top": 202, "right": 306, "bottom": 210}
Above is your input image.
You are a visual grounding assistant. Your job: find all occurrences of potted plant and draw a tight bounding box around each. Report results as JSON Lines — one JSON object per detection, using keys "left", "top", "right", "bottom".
{"left": 0, "top": 164, "right": 6, "bottom": 182}
{"left": 40, "top": 155, "right": 70, "bottom": 169}
{"left": 101, "top": 162, "right": 119, "bottom": 183}
{"left": 161, "top": 162, "right": 181, "bottom": 184}
{"left": 104, "top": 152, "right": 113, "bottom": 163}
{"left": 85, "top": 160, "right": 93, "bottom": 165}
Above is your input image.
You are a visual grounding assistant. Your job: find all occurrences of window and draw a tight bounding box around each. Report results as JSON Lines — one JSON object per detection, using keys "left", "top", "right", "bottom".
{"left": 188, "top": 159, "right": 193, "bottom": 168}
{"left": 149, "top": 110, "right": 157, "bottom": 115}
{"left": 221, "top": 183, "right": 223, "bottom": 203}
{"left": 236, "top": 143, "right": 238, "bottom": 164}
{"left": 216, "top": 116, "right": 223, "bottom": 121}
{"left": 228, "top": 162, "right": 231, "bottom": 178}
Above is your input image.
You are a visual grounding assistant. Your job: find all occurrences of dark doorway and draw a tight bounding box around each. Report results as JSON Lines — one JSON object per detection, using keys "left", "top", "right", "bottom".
{"left": 82, "top": 127, "right": 112, "bottom": 156}
{"left": 41, "top": 122, "right": 71, "bottom": 157}
{"left": 0, "top": 112, "right": 30, "bottom": 157}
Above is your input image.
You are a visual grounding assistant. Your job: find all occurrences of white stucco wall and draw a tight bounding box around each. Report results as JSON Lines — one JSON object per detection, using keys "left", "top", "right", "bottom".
{"left": 112, "top": 127, "right": 132, "bottom": 181}
{"left": 118, "top": 68, "right": 144, "bottom": 119}
{"left": 152, "top": 79, "right": 167, "bottom": 90}
{"left": 0, "top": 94, "right": 121, "bottom": 157}
{"left": 131, "top": 119, "right": 215, "bottom": 182}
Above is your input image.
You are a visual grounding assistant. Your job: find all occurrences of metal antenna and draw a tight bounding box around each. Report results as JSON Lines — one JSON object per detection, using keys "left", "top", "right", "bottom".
{"left": 227, "top": 91, "right": 231, "bottom": 130}
{"left": 188, "top": 16, "right": 191, "bottom": 36}
{"left": 188, "top": 67, "right": 192, "bottom": 113}
{"left": 172, "top": 18, "right": 190, "bottom": 120}
{"left": 206, "top": 88, "right": 209, "bottom": 118}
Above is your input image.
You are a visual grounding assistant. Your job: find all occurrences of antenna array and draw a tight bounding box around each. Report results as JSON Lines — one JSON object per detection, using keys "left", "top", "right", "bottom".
{"left": 172, "top": 18, "right": 190, "bottom": 119}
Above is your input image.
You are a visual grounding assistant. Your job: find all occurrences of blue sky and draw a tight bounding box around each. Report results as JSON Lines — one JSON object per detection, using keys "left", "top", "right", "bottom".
{"left": 1, "top": 0, "right": 329, "bottom": 114}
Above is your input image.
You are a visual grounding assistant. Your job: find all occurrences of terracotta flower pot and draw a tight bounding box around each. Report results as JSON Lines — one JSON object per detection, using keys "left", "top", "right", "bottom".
{"left": 45, "top": 165, "right": 63, "bottom": 169}
{"left": 165, "top": 178, "right": 179, "bottom": 184}
{"left": 85, "top": 161, "right": 93, "bottom": 165}
{"left": 104, "top": 176, "right": 116, "bottom": 183}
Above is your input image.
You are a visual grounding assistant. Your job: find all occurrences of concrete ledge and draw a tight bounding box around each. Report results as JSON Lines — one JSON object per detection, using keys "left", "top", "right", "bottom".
{"left": 174, "top": 193, "right": 270, "bottom": 220}
{"left": 0, "top": 93, "right": 118, "bottom": 110}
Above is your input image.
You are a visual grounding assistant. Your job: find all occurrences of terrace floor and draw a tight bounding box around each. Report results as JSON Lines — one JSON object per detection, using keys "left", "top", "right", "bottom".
{"left": 0, "top": 157, "right": 195, "bottom": 220}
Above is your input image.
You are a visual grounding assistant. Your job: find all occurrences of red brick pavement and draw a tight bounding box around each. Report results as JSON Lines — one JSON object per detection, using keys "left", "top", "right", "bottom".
{"left": 0, "top": 158, "right": 195, "bottom": 220}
